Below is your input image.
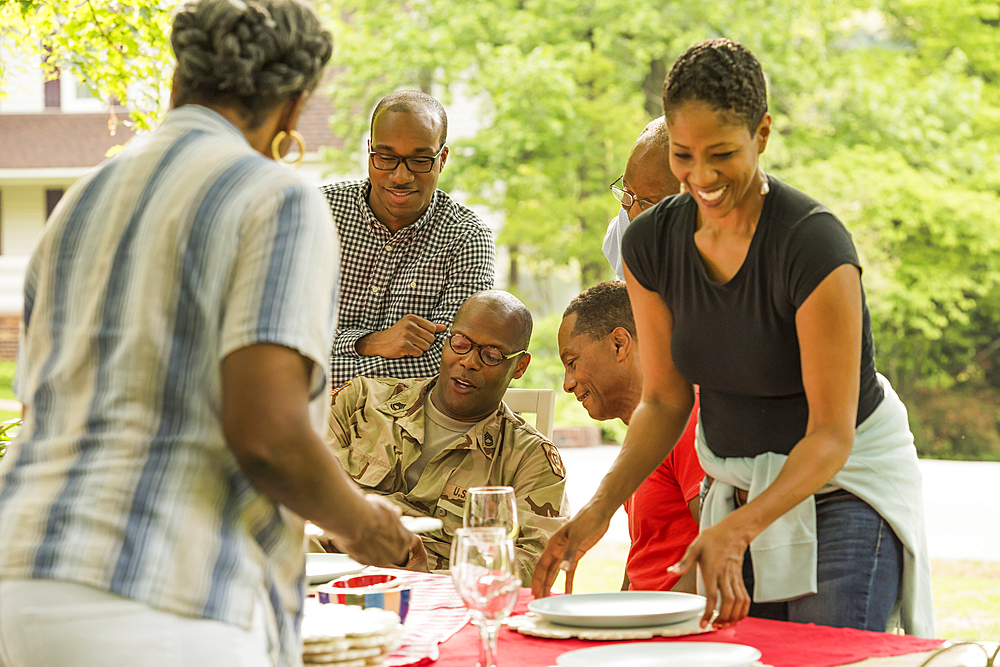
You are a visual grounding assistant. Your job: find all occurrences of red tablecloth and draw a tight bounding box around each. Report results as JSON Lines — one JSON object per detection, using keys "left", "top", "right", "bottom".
{"left": 433, "top": 588, "right": 945, "bottom": 667}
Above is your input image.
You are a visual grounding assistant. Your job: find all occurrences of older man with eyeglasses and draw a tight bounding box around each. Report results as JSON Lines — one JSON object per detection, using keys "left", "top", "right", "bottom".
{"left": 603, "top": 116, "right": 681, "bottom": 280}
{"left": 321, "top": 91, "right": 496, "bottom": 386}
{"left": 324, "top": 290, "right": 569, "bottom": 584}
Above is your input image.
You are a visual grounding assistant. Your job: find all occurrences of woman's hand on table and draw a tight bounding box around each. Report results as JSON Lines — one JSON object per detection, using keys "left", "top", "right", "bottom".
{"left": 336, "top": 494, "right": 416, "bottom": 568}
{"left": 669, "top": 518, "right": 751, "bottom": 629}
{"left": 530, "top": 502, "right": 612, "bottom": 598}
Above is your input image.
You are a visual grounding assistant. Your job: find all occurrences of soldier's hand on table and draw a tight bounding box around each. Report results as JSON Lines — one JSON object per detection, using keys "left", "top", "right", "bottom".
{"left": 355, "top": 315, "right": 446, "bottom": 359}
{"left": 400, "top": 535, "right": 430, "bottom": 573}
{"left": 668, "top": 520, "right": 751, "bottom": 629}
{"left": 530, "top": 502, "right": 611, "bottom": 599}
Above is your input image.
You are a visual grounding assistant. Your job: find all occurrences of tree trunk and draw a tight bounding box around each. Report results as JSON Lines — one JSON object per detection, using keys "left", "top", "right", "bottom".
{"left": 643, "top": 59, "right": 667, "bottom": 117}
{"left": 508, "top": 245, "right": 519, "bottom": 292}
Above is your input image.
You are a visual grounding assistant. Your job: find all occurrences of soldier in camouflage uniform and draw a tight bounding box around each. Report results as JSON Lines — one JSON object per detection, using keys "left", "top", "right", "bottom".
{"left": 327, "top": 291, "right": 568, "bottom": 584}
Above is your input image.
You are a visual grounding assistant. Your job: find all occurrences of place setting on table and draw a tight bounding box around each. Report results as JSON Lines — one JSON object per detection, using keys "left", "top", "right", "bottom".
{"left": 300, "top": 489, "right": 524, "bottom": 667}
{"left": 421, "top": 487, "right": 954, "bottom": 667}
{"left": 303, "top": 514, "right": 457, "bottom": 667}
{"left": 300, "top": 487, "right": 777, "bottom": 667}
{"left": 502, "top": 576, "right": 766, "bottom": 667}
{"left": 299, "top": 488, "right": 962, "bottom": 667}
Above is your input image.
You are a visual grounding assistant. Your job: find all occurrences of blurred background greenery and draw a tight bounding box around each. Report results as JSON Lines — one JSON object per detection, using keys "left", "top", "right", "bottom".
{"left": 0, "top": 361, "right": 16, "bottom": 422}
{"left": 4, "top": 0, "right": 1000, "bottom": 458}
{"left": 314, "top": 0, "right": 1000, "bottom": 459}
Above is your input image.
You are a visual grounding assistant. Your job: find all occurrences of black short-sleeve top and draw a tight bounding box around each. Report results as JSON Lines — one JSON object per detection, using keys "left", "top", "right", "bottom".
{"left": 622, "top": 176, "right": 883, "bottom": 458}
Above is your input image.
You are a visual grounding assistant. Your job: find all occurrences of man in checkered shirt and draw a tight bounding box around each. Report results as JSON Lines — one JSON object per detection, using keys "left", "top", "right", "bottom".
{"left": 321, "top": 91, "right": 496, "bottom": 385}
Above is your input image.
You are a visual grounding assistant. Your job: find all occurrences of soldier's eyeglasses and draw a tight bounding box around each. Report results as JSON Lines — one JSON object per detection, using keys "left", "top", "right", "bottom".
{"left": 446, "top": 331, "right": 526, "bottom": 366}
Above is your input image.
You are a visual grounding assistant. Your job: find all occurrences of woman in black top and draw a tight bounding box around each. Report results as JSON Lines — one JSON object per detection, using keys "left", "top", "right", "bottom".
{"left": 532, "top": 39, "right": 932, "bottom": 635}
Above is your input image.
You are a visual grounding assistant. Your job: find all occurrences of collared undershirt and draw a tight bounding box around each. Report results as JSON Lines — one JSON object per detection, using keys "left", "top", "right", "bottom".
{"left": 405, "top": 393, "right": 476, "bottom": 491}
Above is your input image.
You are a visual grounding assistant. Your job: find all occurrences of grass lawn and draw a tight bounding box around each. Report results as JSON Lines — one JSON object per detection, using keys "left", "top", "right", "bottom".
{"left": 569, "top": 539, "right": 999, "bottom": 642}
{"left": 0, "top": 359, "right": 14, "bottom": 402}
{"left": 0, "top": 360, "right": 19, "bottom": 425}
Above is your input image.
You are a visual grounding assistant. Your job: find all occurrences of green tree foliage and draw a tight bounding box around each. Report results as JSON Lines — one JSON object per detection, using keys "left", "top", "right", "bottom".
{"left": 319, "top": 0, "right": 1000, "bottom": 454}
{"left": 326, "top": 0, "right": 1000, "bottom": 386}
{"left": 3, "top": 0, "right": 1000, "bottom": 455}
{"left": 315, "top": 0, "right": 885, "bottom": 287}
{"left": 0, "top": 0, "right": 173, "bottom": 131}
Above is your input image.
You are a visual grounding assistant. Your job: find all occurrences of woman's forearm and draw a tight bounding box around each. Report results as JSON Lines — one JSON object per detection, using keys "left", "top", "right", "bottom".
{"left": 721, "top": 426, "right": 854, "bottom": 543}
{"left": 587, "top": 395, "right": 694, "bottom": 519}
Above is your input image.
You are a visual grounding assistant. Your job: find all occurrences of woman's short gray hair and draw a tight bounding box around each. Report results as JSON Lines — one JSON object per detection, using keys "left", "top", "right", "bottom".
{"left": 171, "top": 0, "right": 332, "bottom": 127}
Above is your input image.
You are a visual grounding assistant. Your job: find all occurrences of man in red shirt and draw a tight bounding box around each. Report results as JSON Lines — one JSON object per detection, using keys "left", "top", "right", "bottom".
{"left": 558, "top": 280, "right": 703, "bottom": 592}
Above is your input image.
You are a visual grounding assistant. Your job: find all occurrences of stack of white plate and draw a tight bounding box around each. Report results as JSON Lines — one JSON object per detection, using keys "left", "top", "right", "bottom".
{"left": 528, "top": 592, "right": 764, "bottom": 667}
{"left": 527, "top": 591, "right": 706, "bottom": 629}
{"left": 301, "top": 600, "right": 403, "bottom": 666}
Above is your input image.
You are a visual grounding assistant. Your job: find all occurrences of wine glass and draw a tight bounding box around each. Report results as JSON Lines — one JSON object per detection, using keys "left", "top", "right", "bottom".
{"left": 450, "top": 527, "right": 521, "bottom": 667}
{"left": 464, "top": 486, "right": 519, "bottom": 540}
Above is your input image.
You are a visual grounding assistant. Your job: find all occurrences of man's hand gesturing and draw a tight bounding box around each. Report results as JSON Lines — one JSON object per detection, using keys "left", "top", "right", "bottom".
{"left": 356, "top": 315, "right": 446, "bottom": 359}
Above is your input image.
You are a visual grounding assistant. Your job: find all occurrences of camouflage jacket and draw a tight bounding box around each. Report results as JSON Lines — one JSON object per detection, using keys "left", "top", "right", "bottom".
{"left": 328, "top": 376, "right": 569, "bottom": 584}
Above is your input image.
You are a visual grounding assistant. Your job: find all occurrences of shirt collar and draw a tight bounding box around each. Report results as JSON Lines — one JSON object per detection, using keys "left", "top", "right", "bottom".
{"left": 377, "top": 376, "right": 506, "bottom": 458}
{"left": 160, "top": 105, "right": 250, "bottom": 146}
{"left": 358, "top": 179, "right": 440, "bottom": 238}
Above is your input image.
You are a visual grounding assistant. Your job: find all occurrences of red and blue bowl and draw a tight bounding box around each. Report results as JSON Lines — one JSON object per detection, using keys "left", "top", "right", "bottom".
{"left": 316, "top": 573, "right": 412, "bottom": 623}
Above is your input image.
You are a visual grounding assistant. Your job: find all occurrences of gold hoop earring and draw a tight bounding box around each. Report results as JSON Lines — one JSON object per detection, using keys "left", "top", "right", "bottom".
{"left": 271, "top": 130, "right": 305, "bottom": 169}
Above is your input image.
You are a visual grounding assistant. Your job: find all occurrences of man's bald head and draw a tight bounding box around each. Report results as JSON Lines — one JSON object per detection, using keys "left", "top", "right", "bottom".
{"left": 455, "top": 290, "right": 533, "bottom": 351}
{"left": 622, "top": 116, "right": 681, "bottom": 220}
{"left": 632, "top": 116, "right": 670, "bottom": 154}
{"left": 434, "top": 290, "right": 533, "bottom": 422}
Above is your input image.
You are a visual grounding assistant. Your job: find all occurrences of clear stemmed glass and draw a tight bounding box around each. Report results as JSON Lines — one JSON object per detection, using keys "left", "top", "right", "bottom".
{"left": 464, "top": 486, "right": 519, "bottom": 540}
{"left": 450, "top": 527, "right": 521, "bottom": 667}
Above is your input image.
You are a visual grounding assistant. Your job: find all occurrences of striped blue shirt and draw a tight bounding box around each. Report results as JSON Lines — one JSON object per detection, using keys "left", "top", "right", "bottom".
{"left": 0, "top": 105, "right": 338, "bottom": 667}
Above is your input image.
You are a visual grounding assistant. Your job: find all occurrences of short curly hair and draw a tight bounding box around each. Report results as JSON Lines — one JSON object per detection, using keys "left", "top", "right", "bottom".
{"left": 171, "top": 0, "right": 333, "bottom": 128}
{"left": 662, "top": 38, "right": 768, "bottom": 134}
{"left": 563, "top": 281, "right": 636, "bottom": 341}
{"left": 371, "top": 90, "right": 449, "bottom": 148}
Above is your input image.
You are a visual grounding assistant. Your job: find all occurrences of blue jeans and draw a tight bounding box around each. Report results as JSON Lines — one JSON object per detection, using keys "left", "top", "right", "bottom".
{"left": 742, "top": 489, "right": 903, "bottom": 631}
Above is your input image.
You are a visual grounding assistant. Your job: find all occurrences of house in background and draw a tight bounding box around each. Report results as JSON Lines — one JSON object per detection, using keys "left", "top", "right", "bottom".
{"left": 0, "top": 42, "right": 347, "bottom": 360}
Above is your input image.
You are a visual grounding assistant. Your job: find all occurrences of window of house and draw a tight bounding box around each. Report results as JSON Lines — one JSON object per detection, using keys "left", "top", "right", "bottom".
{"left": 45, "top": 189, "right": 64, "bottom": 219}
{"left": 74, "top": 79, "right": 98, "bottom": 100}
{"left": 44, "top": 72, "right": 61, "bottom": 109}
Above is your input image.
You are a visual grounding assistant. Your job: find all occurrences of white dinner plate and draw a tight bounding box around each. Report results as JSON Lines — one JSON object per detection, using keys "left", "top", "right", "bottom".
{"left": 305, "top": 516, "right": 443, "bottom": 539}
{"left": 305, "top": 553, "right": 366, "bottom": 585}
{"left": 528, "top": 592, "right": 706, "bottom": 629}
{"left": 555, "top": 642, "right": 762, "bottom": 667}
{"left": 400, "top": 516, "right": 444, "bottom": 534}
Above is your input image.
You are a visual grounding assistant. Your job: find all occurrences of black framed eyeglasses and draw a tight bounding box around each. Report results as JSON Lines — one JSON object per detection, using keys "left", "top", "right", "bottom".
{"left": 610, "top": 175, "right": 659, "bottom": 212}
{"left": 368, "top": 141, "right": 446, "bottom": 174}
{"left": 446, "top": 331, "right": 526, "bottom": 366}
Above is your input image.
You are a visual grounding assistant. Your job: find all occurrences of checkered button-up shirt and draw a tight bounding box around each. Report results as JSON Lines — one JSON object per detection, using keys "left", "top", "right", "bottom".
{"left": 321, "top": 179, "right": 496, "bottom": 384}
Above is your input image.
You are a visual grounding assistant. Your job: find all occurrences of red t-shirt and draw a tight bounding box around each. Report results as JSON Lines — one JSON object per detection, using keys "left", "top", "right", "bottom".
{"left": 622, "top": 393, "right": 703, "bottom": 591}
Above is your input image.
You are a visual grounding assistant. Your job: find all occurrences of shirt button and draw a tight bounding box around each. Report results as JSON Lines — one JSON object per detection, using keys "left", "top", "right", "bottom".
{"left": 410, "top": 281, "right": 416, "bottom": 288}
{"left": 385, "top": 245, "right": 393, "bottom": 252}
{"left": 371, "top": 286, "right": 379, "bottom": 294}
{"left": 436, "top": 508, "right": 447, "bottom": 518}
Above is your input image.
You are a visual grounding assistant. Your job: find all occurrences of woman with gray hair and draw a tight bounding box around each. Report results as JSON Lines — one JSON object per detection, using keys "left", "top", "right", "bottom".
{"left": 0, "top": 2, "right": 415, "bottom": 665}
